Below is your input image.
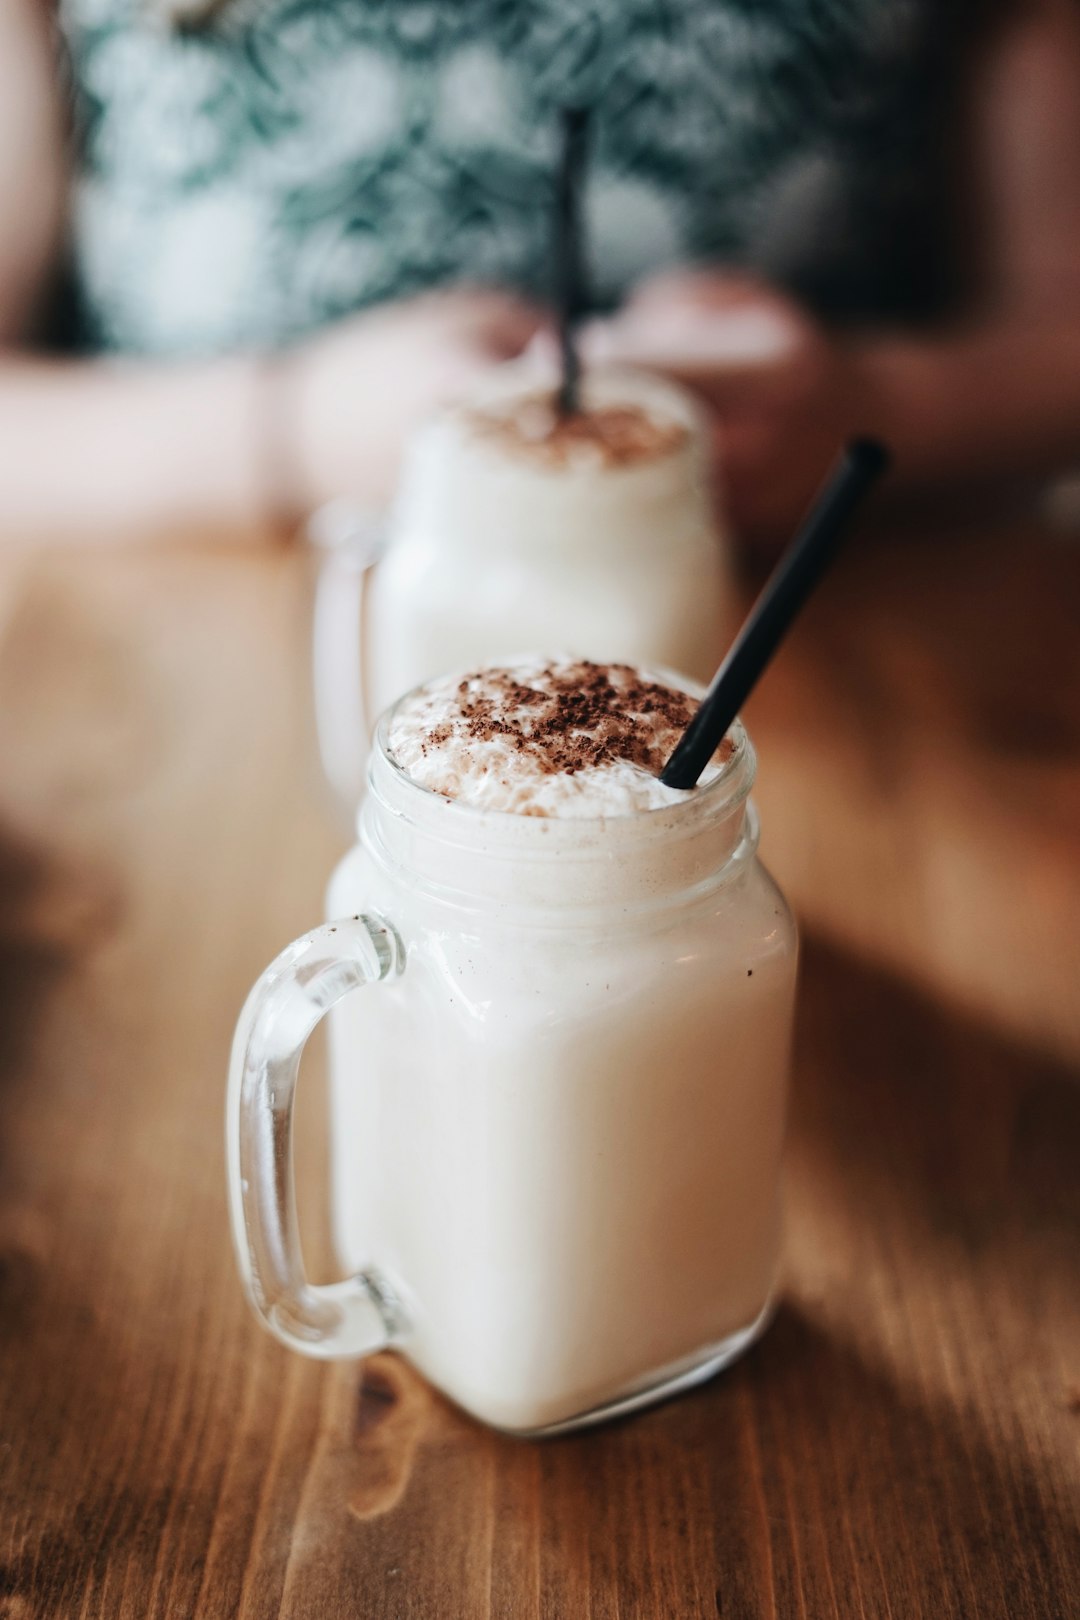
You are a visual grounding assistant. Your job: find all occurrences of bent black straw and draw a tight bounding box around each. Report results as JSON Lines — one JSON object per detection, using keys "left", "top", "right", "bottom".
{"left": 660, "top": 438, "right": 891, "bottom": 790}
{"left": 555, "top": 107, "right": 590, "bottom": 416}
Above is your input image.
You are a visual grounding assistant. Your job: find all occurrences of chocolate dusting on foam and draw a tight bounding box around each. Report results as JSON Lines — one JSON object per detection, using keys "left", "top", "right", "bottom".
{"left": 417, "top": 660, "right": 733, "bottom": 786}
{"left": 465, "top": 398, "right": 687, "bottom": 470}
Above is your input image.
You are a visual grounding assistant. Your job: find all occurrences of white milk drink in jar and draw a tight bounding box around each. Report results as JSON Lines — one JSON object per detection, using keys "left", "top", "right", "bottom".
{"left": 311, "top": 367, "right": 730, "bottom": 806}
{"left": 226, "top": 659, "right": 796, "bottom": 1433}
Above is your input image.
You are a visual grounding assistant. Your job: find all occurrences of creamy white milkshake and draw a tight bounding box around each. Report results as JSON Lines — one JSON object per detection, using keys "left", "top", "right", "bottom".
{"left": 320, "top": 659, "right": 797, "bottom": 1432}
{"left": 312, "top": 367, "right": 730, "bottom": 804}
{"left": 368, "top": 370, "right": 728, "bottom": 716}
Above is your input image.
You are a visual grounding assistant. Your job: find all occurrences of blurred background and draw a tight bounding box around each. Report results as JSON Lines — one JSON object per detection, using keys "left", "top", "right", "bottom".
{"left": 3, "top": 0, "right": 1080, "bottom": 545}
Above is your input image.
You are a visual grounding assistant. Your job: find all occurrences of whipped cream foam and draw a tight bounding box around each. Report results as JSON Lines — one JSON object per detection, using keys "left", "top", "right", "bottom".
{"left": 464, "top": 392, "right": 689, "bottom": 471}
{"left": 386, "top": 658, "right": 732, "bottom": 817}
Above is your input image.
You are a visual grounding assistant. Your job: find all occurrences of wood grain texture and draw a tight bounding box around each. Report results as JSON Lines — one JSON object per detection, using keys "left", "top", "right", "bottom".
{"left": 0, "top": 526, "right": 1077, "bottom": 1619}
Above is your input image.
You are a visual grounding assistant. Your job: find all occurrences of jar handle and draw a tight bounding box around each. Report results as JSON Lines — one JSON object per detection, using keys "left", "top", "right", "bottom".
{"left": 309, "top": 503, "right": 384, "bottom": 808}
{"left": 226, "top": 916, "right": 406, "bottom": 1358}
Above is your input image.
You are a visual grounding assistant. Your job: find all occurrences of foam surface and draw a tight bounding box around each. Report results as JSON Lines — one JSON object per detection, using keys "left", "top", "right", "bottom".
{"left": 386, "top": 659, "right": 730, "bottom": 818}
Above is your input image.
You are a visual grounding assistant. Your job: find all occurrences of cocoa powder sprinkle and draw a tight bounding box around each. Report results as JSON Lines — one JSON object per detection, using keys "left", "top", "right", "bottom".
{"left": 430, "top": 660, "right": 732, "bottom": 780}
{"left": 466, "top": 399, "right": 687, "bottom": 470}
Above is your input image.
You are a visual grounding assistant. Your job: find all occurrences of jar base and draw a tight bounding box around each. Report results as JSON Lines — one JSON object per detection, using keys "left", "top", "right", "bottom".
{"left": 491, "top": 1292, "right": 777, "bottom": 1439}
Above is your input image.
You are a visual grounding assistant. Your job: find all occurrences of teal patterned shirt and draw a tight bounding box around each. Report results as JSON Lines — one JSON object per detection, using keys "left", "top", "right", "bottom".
{"left": 60, "top": 0, "right": 946, "bottom": 357}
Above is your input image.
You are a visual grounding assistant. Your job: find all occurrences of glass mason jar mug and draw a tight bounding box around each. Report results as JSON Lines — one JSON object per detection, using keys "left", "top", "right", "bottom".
{"left": 227, "top": 705, "right": 797, "bottom": 1435}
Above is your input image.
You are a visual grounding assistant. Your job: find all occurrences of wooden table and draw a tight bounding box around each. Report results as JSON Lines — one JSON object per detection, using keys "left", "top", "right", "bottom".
{"left": 0, "top": 521, "right": 1077, "bottom": 1618}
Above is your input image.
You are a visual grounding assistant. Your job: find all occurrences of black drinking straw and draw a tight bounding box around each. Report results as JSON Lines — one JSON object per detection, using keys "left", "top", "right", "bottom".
{"left": 554, "top": 106, "right": 590, "bottom": 416}
{"left": 660, "top": 438, "right": 891, "bottom": 790}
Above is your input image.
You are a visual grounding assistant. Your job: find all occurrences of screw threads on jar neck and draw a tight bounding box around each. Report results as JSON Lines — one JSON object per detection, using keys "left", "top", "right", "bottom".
{"left": 361, "top": 720, "right": 757, "bottom": 918}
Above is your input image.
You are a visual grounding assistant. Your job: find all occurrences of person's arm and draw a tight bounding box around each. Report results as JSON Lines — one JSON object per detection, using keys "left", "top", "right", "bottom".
{"left": 0, "top": 294, "right": 540, "bottom": 544}
{"left": 0, "top": 0, "right": 538, "bottom": 544}
{"left": 0, "top": 354, "right": 277, "bottom": 541}
{"left": 585, "top": 0, "right": 1080, "bottom": 540}
{"left": 857, "top": 0, "right": 1080, "bottom": 483}
{"left": 0, "top": 0, "right": 65, "bottom": 343}
{"left": 0, "top": 0, "right": 271, "bottom": 539}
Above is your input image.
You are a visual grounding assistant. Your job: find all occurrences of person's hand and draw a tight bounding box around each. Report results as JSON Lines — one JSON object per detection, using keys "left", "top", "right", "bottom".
{"left": 289, "top": 288, "right": 543, "bottom": 510}
{"left": 582, "top": 273, "right": 877, "bottom": 546}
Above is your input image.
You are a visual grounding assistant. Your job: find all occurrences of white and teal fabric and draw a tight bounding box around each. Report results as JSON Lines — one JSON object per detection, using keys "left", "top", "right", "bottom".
{"left": 60, "top": 0, "right": 943, "bottom": 356}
